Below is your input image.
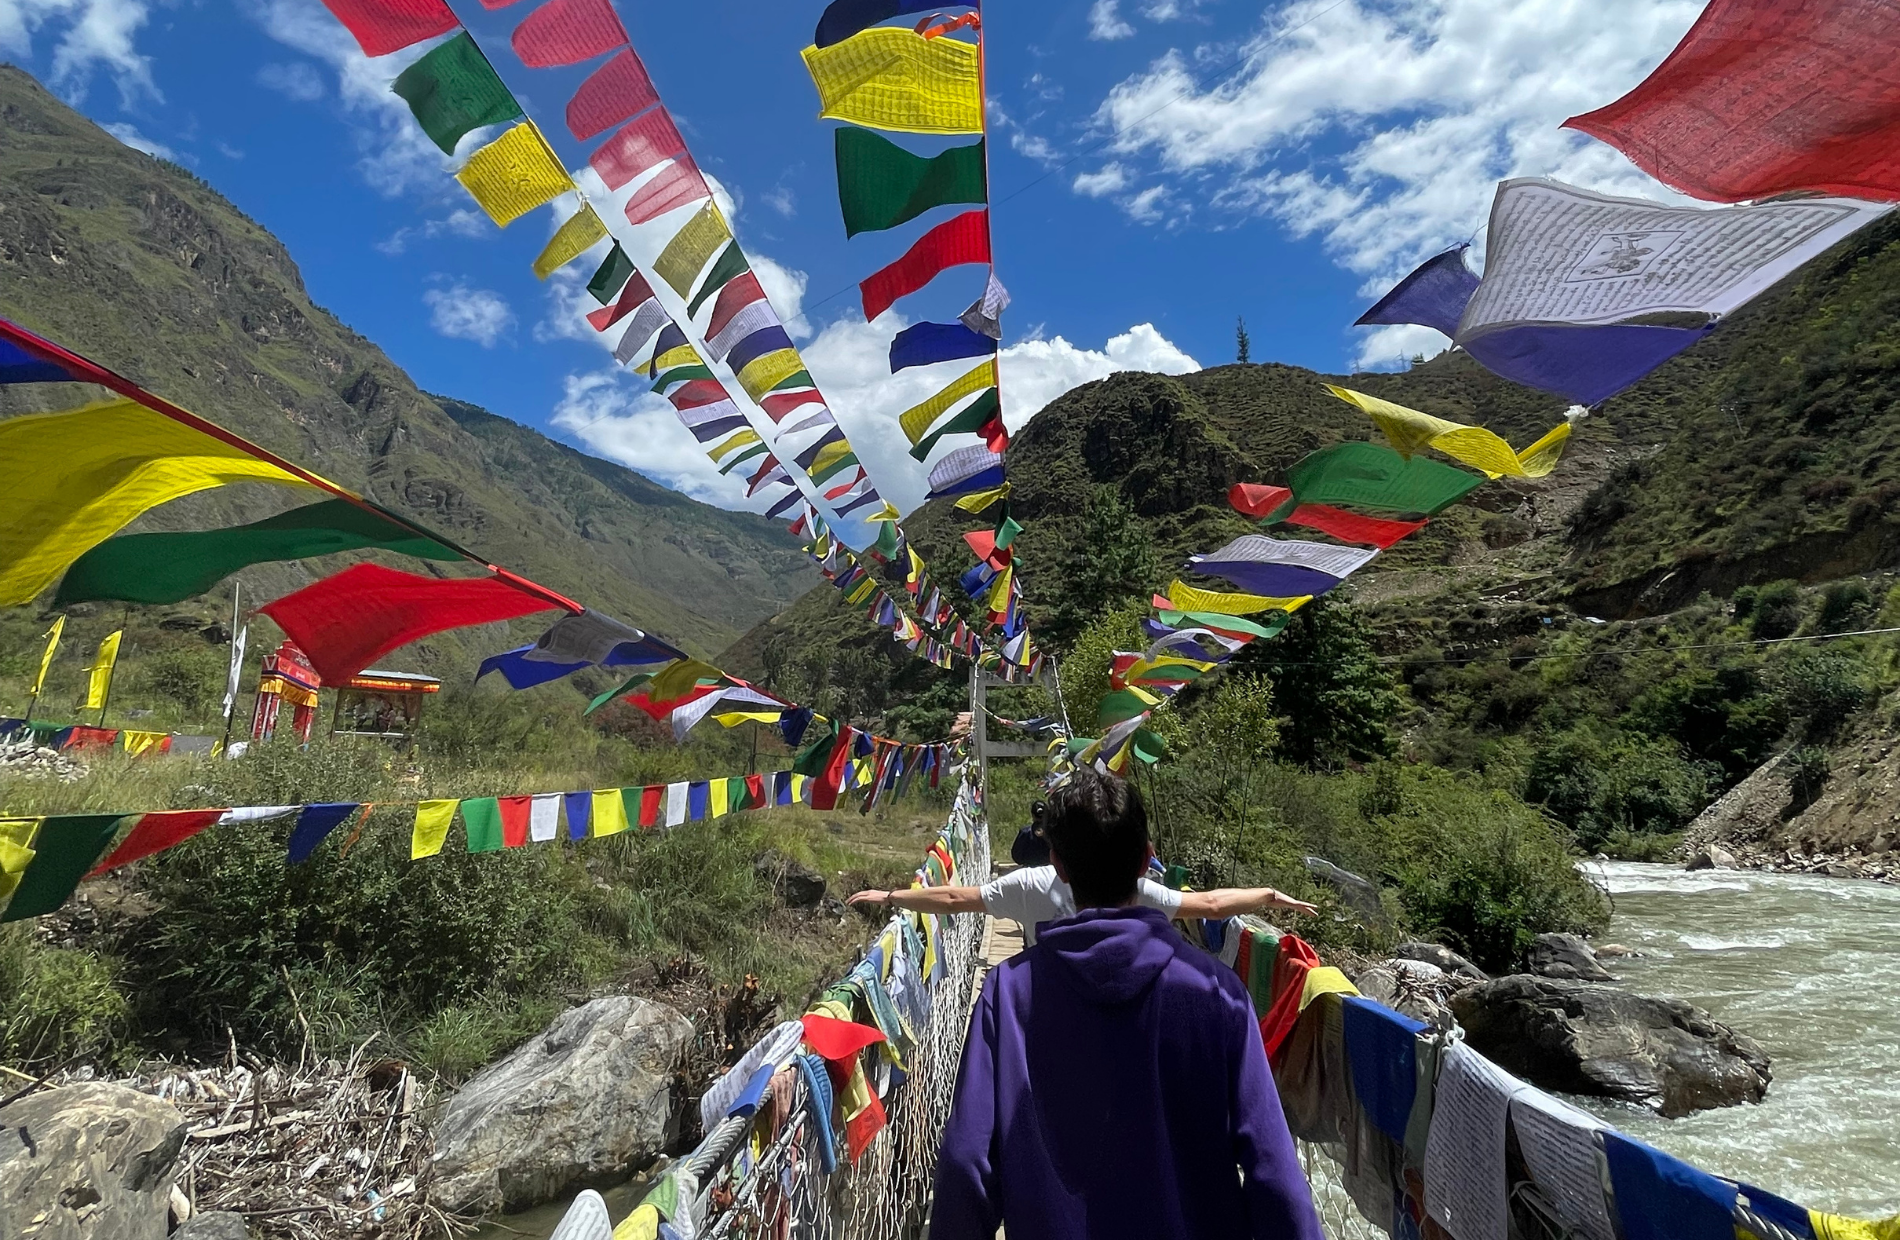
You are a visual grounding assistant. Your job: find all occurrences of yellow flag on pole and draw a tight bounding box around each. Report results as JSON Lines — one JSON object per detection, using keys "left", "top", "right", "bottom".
{"left": 82, "top": 630, "right": 121, "bottom": 711}
{"left": 29, "top": 616, "right": 63, "bottom": 698}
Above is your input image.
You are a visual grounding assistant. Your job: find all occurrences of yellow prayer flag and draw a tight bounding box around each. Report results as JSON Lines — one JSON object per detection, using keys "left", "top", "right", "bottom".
{"left": 456, "top": 122, "right": 575, "bottom": 228}
{"left": 532, "top": 202, "right": 609, "bottom": 279}
{"left": 898, "top": 360, "right": 996, "bottom": 443}
{"left": 801, "top": 27, "right": 984, "bottom": 135}
{"left": 0, "top": 818, "right": 42, "bottom": 904}
{"left": 651, "top": 342, "right": 701, "bottom": 373}
{"left": 82, "top": 630, "right": 121, "bottom": 712}
{"left": 736, "top": 348, "right": 806, "bottom": 400}
{"left": 647, "top": 659, "right": 724, "bottom": 701}
{"left": 1298, "top": 966, "right": 1359, "bottom": 1011}
{"left": 954, "top": 483, "right": 1011, "bottom": 512}
{"left": 592, "top": 789, "right": 630, "bottom": 837}
{"left": 708, "top": 428, "right": 763, "bottom": 461}
{"left": 412, "top": 800, "right": 459, "bottom": 859}
{"left": 791, "top": 774, "right": 808, "bottom": 803}
{"left": 985, "top": 565, "right": 1012, "bottom": 611}
{"left": 713, "top": 711, "right": 785, "bottom": 727}
{"left": 810, "top": 437, "right": 855, "bottom": 478}
{"left": 29, "top": 616, "right": 63, "bottom": 698}
{"left": 612, "top": 1203, "right": 661, "bottom": 1240}
{"left": 120, "top": 730, "right": 169, "bottom": 757}
{"left": 709, "top": 780, "right": 730, "bottom": 818}
{"left": 653, "top": 200, "right": 732, "bottom": 297}
{"left": 1513, "top": 420, "right": 1573, "bottom": 478}
{"left": 0, "top": 400, "right": 318, "bottom": 607}
{"left": 1166, "top": 580, "right": 1310, "bottom": 616}
{"left": 868, "top": 502, "right": 902, "bottom": 522}
{"left": 1324, "top": 384, "right": 1537, "bottom": 480}
{"left": 1811, "top": 1209, "right": 1900, "bottom": 1240}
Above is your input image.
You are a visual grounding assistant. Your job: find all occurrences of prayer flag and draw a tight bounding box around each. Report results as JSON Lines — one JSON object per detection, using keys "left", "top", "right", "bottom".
{"left": 258, "top": 563, "right": 568, "bottom": 684}
{"left": 283, "top": 803, "right": 360, "bottom": 865}
{"left": 562, "top": 790, "right": 592, "bottom": 840}
{"left": 590, "top": 109, "right": 691, "bottom": 191}
{"left": 1285, "top": 442, "right": 1485, "bottom": 515}
{"left": 688, "top": 782, "right": 709, "bottom": 821}
{"left": 909, "top": 389, "right": 998, "bottom": 460}
{"left": 412, "top": 800, "right": 458, "bottom": 859}
{"left": 612, "top": 300, "right": 672, "bottom": 363}
{"left": 926, "top": 444, "right": 1004, "bottom": 497}
{"left": 653, "top": 364, "right": 715, "bottom": 392}
{"left": 511, "top": 0, "right": 629, "bottom": 68}
{"left": 860, "top": 209, "right": 990, "bottom": 321}
{"left": 1565, "top": 0, "right": 1900, "bottom": 203}
{"left": 29, "top": 617, "right": 62, "bottom": 698}
{"left": 664, "top": 782, "right": 688, "bottom": 827}
{"left": 624, "top": 158, "right": 708, "bottom": 225}
{"left": 1, "top": 814, "right": 123, "bottom": 922}
{"left": 462, "top": 798, "right": 506, "bottom": 853}
{"left": 897, "top": 358, "right": 996, "bottom": 443}
{"left": 708, "top": 300, "right": 781, "bottom": 361}
{"left": 0, "top": 819, "right": 38, "bottom": 906}
{"left": 781, "top": 408, "right": 834, "bottom": 435}
{"left": 801, "top": 27, "right": 984, "bottom": 135}
{"left": 532, "top": 203, "right": 609, "bottom": 279}
{"left": 835, "top": 127, "right": 986, "bottom": 237}
{"left": 498, "top": 796, "right": 533, "bottom": 847}
{"left": 457, "top": 122, "right": 575, "bottom": 227}
{"left": 1189, "top": 535, "right": 1376, "bottom": 597}
{"left": 954, "top": 482, "right": 1010, "bottom": 511}
{"left": 1228, "top": 483, "right": 1293, "bottom": 520}
{"left": 529, "top": 794, "right": 561, "bottom": 842}
{"left": 709, "top": 779, "right": 729, "bottom": 818}
{"left": 726, "top": 326, "right": 797, "bottom": 374}
{"left": 1283, "top": 503, "right": 1424, "bottom": 549}
{"left": 814, "top": 0, "right": 958, "bottom": 47}
{"left": 587, "top": 242, "right": 638, "bottom": 305}
{"left": 707, "top": 272, "right": 768, "bottom": 340}
{"left": 592, "top": 788, "right": 631, "bottom": 837}
{"left": 566, "top": 47, "right": 660, "bottom": 141}
{"left": 392, "top": 32, "right": 523, "bottom": 157}
{"left": 686, "top": 244, "right": 750, "bottom": 318}
{"left": 318, "top": 0, "right": 458, "bottom": 58}
{"left": 1324, "top": 385, "right": 1562, "bottom": 479}
{"left": 638, "top": 785, "right": 663, "bottom": 828}
{"left": 653, "top": 201, "right": 732, "bottom": 297}
{"left": 960, "top": 271, "right": 1009, "bottom": 339}
{"left": 0, "top": 398, "right": 316, "bottom": 606}
{"left": 83, "top": 630, "right": 121, "bottom": 712}
{"left": 1355, "top": 245, "right": 1478, "bottom": 339}
{"left": 737, "top": 348, "right": 807, "bottom": 400}
{"left": 0, "top": 337, "right": 71, "bottom": 384}
{"left": 646, "top": 323, "right": 691, "bottom": 374}
{"left": 88, "top": 808, "right": 225, "bottom": 875}
{"left": 889, "top": 320, "right": 995, "bottom": 372}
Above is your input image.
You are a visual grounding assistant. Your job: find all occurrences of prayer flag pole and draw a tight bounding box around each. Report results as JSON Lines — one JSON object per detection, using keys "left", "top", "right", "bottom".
{"left": 220, "top": 581, "right": 242, "bottom": 754}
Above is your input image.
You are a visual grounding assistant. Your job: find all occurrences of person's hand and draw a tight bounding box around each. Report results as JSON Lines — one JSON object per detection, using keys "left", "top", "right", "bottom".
{"left": 1267, "top": 890, "right": 1318, "bottom": 917}
{"left": 847, "top": 890, "right": 891, "bottom": 908}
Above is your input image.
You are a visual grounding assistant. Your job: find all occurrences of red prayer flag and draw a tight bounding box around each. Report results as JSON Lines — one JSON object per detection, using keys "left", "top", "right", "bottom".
{"left": 63, "top": 726, "right": 119, "bottom": 752}
{"left": 624, "top": 159, "right": 707, "bottom": 226}
{"left": 760, "top": 388, "right": 823, "bottom": 422}
{"left": 1229, "top": 482, "right": 1293, "bottom": 519}
{"left": 586, "top": 270, "right": 657, "bottom": 332}
{"left": 498, "top": 796, "right": 533, "bottom": 847}
{"left": 1283, "top": 503, "right": 1424, "bottom": 549}
{"left": 859, "top": 210, "right": 991, "bottom": 322}
{"left": 1565, "top": 0, "right": 1900, "bottom": 203}
{"left": 638, "top": 785, "right": 664, "bottom": 827}
{"left": 566, "top": 48, "right": 660, "bottom": 140}
{"left": 668, "top": 379, "right": 729, "bottom": 411}
{"left": 844, "top": 1089, "right": 887, "bottom": 1164}
{"left": 706, "top": 272, "right": 767, "bottom": 340}
{"left": 590, "top": 109, "right": 690, "bottom": 191}
{"left": 809, "top": 725, "right": 856, "bottom": 812}
{"left": 1260, "top": 935, "right": 1323, "bottom": 1064}
{"left": 962, "top": 529, "right": 1009, "bottom": 570}
{"left": 259, "top": 563, "right": 566, "bottom": 684}
{"left": 318, "top": 0, "right": 459, "bottom": 57}
{"left": 978, "top": 410, "right": 1008, "bottom": 453}
{"left": 744, "top": 772, "right": 766, "bottom": 810}
{"left": 824, "top": 467, "right": 866, "bottom": 500}
{"left": 86, "top": 809, "right": 225, "bottom": 877}
{"left": 511, "top": 0, "right": 628, "bottom": 68}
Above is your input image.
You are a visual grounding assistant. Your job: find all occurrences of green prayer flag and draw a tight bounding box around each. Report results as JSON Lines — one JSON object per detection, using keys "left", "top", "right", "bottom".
{"left": 717, "top": 443, "right": 770, "bottom": 474}
{"left": 909, "top": 388, "right": 999, "bottom": 460}
{"left": 588, "top": 242, "right": 637, "bottom": 305}
{"left": 56, "top": 499, "right": 461, "bottom": 607}
{"left": 461, "top": 798, "right": 504, "bottom": 854}
{"left": 993, "top": 513, "right": 1023, "bottom": 552}
{"left": 651, "top": 364, "right": 716, "bottom": 391}
{"left": 1285, "top": 442, "right": 1484, "bottom": 516}
{"left": 586, "top": 672, "right": 655, "bottom": 715}
{"left": 873, "top": 520, "right": 900, "bottom": 560}
{"left": 392, "top": 32, "right": 522, "bottom": 157}
{"left": 835, "top": 127, "right": 987, "bottom": 238}
{"left": 2, "top": 814, "right": 124, "bottom": 922}
{"left": 726, "top": 777, "right": 749, "bottom": 811}
{"left": 810, "top": 450, "right": 860, "bottom": 484}
{"left": 686, "top": 243, "right": 750, "bottom": 318}
{"left": 770, "top": 370, "right": 815, "bottom": 392}
{"left": 793, "top": 718, "right": 842, "bottom": 777}
{"left": 1132, "top": 728, "right": 1167, "bottom": 764}
{"left": 1157, "top": 608, "right": 1290, "bottom": 641}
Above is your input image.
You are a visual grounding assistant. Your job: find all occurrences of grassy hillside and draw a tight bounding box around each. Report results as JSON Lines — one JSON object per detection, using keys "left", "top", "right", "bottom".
{"left": 0, "top": 64, "right": 815, "bottom": 664}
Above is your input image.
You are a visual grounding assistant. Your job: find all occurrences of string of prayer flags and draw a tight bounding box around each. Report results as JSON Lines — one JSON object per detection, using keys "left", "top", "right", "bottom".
{"left": 1355, "top": 244, "right": 1478, "bottom": 340}
{"left": 835, "top": 127, "right": 987, "bottom": 237}
{"left": 456, "top": 122, "right": 576, "bottom": 227}
{"left": 889, "top": 320, "right": 995, "bottom": 371}
{"left": 1564, "top": 0, "right": 1900, "bottom": 204}
{"left": 55, "top": 498, "right": 460, "bottom": 607}
{"left": 0, "top": 815, "right": 125, "bottom": 923}
{"left": 814, "top": 0, "right": 968, "bottom": 47}
{"left": 566, "top": 47, "right": 661, "bottom": 141}
{"left": 318, "top": 0, "right": 459, "bottom": 58}
{"left": 532, "top": 203, "right": 609, "bottom": 279}
{"left": 1323, "top": 385, "right": 1571, "bottom": 480}
{"left": 1188, "top": 534, "right": 1377, "bottom": 598}
{"left": 0, "top": 398, "right": 318, "bottom": 606}
{"left": 259, "top": 563, "right": 572, "bottom": 684}
{"left": 898, "top": 358, "right": 996, "bottom": 445}
{"left": 802, "top": 27, "right": 985, "bottom": 136}
{"left": 860, "top": 209, "right": 990, "bottom": 321}
{"left": 511, "top": 0, "right": 629, "bottom": 68}
{"left": 392, "top": 32, "right": 523, "bottom": 156}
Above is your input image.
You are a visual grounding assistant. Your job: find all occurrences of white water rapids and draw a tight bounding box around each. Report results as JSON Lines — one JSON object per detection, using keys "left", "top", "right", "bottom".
{"left": 1577, "top": 861, "right": 1900, "bottom": 1219}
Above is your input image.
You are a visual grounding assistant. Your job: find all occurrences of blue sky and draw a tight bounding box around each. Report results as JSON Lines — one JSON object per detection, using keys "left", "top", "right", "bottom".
{"left": 0, "top": 0, "right": 1703, "bottom": 512}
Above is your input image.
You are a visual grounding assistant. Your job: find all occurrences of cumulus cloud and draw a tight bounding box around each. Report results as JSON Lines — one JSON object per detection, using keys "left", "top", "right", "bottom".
{"left": 0, "top": 0, "right": 159, "bottom": 105}
{"left": 255, "top": 59, "right": 324, "bottom": 102}
{"left": 376, "top": 208, "right": 491, "bottom": 256}
{"left": 424, "top": 284, "right": 514, "bottom": 347}
{"left": 1352, "top": 323, "right": 1452, "bottom": 371}
{"left": 102, "top": 120, "right": 175, "bottom": 161}
{"left": 1073, "top": 163, "right": 1129, "bottom": 198}
{"left": 1088, "top": 0, "right": 1135, "bottom": 41}
{"left": 551, "top": 369, "right": 754, "bottom": 506}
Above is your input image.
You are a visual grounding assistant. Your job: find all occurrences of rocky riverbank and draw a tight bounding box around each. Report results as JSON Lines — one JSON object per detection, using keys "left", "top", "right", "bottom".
{"left": 1678, "top": 739, "right": 1900, "bottom": 884}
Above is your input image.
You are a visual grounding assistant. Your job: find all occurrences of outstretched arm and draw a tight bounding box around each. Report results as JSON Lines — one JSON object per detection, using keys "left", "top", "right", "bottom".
{"left": 1178, "top": 887, "right": 1318, "bottom": 920}
{"left": 847, "top": 886, "right": 989, "bottom": 915}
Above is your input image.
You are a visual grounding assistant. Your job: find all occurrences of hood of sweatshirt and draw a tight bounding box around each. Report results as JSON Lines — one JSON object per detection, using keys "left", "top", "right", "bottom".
{"left": 1035, "top": 906, "right": 1177, "bottom": 1007}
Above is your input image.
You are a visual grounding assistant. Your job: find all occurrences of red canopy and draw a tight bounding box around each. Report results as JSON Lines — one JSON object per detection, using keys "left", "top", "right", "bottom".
{"left": 1566, "top": 0, "right": 1900, "bottom": 202}
{"left": 259, "top": 563, "right": 570, "bottom": 684}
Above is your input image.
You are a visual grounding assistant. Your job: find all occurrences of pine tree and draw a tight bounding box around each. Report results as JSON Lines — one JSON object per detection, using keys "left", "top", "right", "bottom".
{"left": 1236, "top": 316, "right": 1251, "bottom": 364}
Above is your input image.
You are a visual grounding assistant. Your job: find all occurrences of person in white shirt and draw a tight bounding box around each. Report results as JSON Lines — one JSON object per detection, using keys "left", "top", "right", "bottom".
{"left": 847, "top": 866, "right": 1316, "bottom": 946}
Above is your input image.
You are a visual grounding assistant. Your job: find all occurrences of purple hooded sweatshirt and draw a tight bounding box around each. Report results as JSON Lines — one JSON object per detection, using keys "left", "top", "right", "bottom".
{"left": 930, "top": 906, "right": 1323, "bottom": 1240}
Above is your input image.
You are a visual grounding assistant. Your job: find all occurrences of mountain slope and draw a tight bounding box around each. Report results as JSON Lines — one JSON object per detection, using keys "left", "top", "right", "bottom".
{"left": 0, "top": 64, "right": 814, "bottom": 659}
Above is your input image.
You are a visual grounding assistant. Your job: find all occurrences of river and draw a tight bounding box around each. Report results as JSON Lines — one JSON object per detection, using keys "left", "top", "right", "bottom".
{"left": 1578, "top": 861, "right": 1900, "bottom": 1219}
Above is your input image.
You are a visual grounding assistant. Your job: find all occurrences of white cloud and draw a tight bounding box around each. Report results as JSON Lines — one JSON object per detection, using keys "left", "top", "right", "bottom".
{"left": 1088, "top": 0, "right": 1135, "bottom": 41}
{"left": 1073, "top": 163, "right": 1129, "bottom": 197}
{"left": 1352, "top": 323, "right": 1450, "bottom": 371}
{"left": 763, "top": 185, "right": 796, "bottom": 217}
{"left": 1091, "top": 0, "right": 1702, "bottom": 287}
{"left": 552, "top": 369, "right": 753, "bottom": 506}
{"left": 102, "top": 120, "right": 174, "bottom": 160}
{"left": 255, "top": 59, "right": 324, "bottom": 102}
{"left": 423, "top": 284, "right": 514, "bottom": 347}
{"left": 0, "top": 0, "right": 158, "bottom": 105}
{"left": 1140, "top": 0, "right": 1187, "bottom": 20}
{"left": 376, "top": 208, "right": 490, "bottom": 255}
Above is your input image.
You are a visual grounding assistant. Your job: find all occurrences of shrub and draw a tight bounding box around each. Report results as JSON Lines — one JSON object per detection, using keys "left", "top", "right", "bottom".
{"left": 0, "top": 930, "right": 133, "bottom": 1070}
{"left": 1776, "top": 645, "right": 1870, "bottom": 737}
{"left": 1816, "top": 581, "right": 1875, "bottom": 634}
{"left": 1787, "top": 745, "right": 1831, "bottom": 810}
{"left": 1749, "top": 579, "right": 1806, "bottom": 639}
{"left": 140, "top": 647, "right": 224, "bottom": 718}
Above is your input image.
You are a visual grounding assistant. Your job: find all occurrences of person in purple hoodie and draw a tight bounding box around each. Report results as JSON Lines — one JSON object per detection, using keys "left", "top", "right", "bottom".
{"left": 930, "top": 769, "right": 1324, "bottom": 1240}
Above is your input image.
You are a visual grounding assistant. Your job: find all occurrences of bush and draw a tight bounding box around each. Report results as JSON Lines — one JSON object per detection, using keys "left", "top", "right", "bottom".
{"left": 140, "top": 647, "right": 225, "bottom": 718}
{"left": 1749, "top": 579, "right": 1806, "bottom": 639}
{"left": 1776, "top": 645, "right": 1871, "bottom": 737}
{"left": 1241, "top": 598, "right": 1401, "bottom": 768}
{"left": 0, "top": 930, "right": 132, "bottom": 1070}
{"left": 1525, "top": 725, "right": 1715, "bottom": 851}
{"left": 1787, "top": 745, "right": 1831, "bottom": 810}
{"left": 1816, "top": 581, "right": 1875, "bottom": 634}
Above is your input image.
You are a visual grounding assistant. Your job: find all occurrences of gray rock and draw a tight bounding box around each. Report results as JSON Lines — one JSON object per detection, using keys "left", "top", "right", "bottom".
{"left": 1302, "top": 856, "right": 1388, "bottom": 924}
{"left": 431, "top": 995, "right": 693, "bottom": 1215}
{"left": 1451, "top": 975, "right": 1771, "bottom": 1117}
{"left": 1527, "top": 932, "right": 1616, "bottom": 982}
{"left": 1685, "top": 844, "right": 1739, "bottom": 871}
{"left": 1393, "top": 940, "right": 1488, "bottom": 980}
{"left": 1352, "top": 963, "right": 1455, "bottom": 1027}
{"left": 0, "top": 1082, "right": 186, "bottom": 1240}
{"left": 754, "top": 850, "right": 826, "bottom": 908}
{"left": 174, "top": 1212, "right": 252, "bottom": 1240}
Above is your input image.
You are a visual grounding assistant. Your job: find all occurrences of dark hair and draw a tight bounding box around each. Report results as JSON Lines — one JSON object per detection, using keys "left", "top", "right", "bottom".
{"left": 1041, "top": 770, "right": 1149, "bottom": 907}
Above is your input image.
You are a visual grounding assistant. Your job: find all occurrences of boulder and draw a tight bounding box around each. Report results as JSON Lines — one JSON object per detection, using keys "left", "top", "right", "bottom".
{"left": 1685, "top": 844, "right": 1739, "bottom": 871}
{"left": 754, "top": 850, "right": 826, "bottom": 908}
{"left": 0, "top": 1082, "right": 186, "bottom": 1240}
{"left": 174, "top": 1213, "right": 252, "bottom": 1240}
{"left": 1352, "top": 958, "right": 1466, "bottom": 1027}
{"left": 431, "top": 995, "right": 694, "bottom": 1215}
{"left": 1526, "top": 932, "right": 1616, "bottom": 982}
{"left": 1393, "top": 940, "right": 1487, "bottom": 980}
{"left": 1451, "top": 975, "right": 1771, "bottom": 1117}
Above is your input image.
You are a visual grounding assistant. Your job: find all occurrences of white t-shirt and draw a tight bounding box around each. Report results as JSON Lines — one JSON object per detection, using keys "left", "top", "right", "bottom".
{"left": 979, "top": 866, "right": 1183, "bottom": 946}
